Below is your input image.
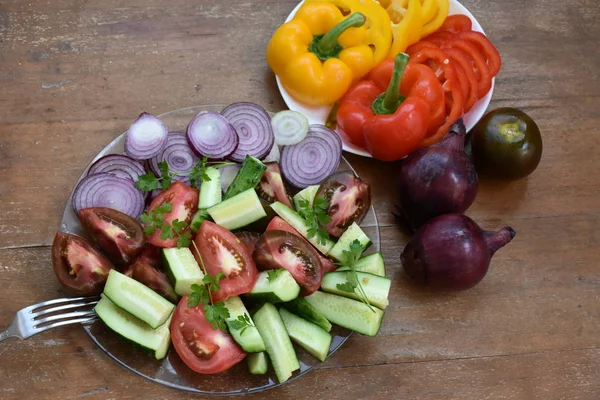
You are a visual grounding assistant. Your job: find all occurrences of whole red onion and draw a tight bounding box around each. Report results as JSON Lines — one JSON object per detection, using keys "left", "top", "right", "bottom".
{"left": 401, "top": 214, "right": 516, "bottom": 291}
{"left": 396, "top": 119, "right": 478, "bottom": 232}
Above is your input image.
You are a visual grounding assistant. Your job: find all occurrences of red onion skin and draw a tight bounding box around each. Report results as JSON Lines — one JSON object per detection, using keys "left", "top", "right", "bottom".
{"left": 401, "top": 214, "right": 516, "bottom": 291}
{"left": 397, "top": 119, "right": 478, "bottom": 232}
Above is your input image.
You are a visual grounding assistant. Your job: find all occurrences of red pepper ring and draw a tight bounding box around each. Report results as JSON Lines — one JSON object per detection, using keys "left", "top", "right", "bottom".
{"left": 408, "top": 46, "right": 465, "bottom": 142}
{"left": 437, "top": 14, "right": 472, "bottom": 33}
{"left": 456, "top": 31, "right": 502, "bottom": 76}
{"left": 443, "top": 47, "right": 479, "bottom": 112}
{"left": 442, "top": 38, "right": 492, "bottom": 98}
{"left": 336, "top": 53, "right": 432, "bottom": 161}
{"left": 449, "top": 59, "right": 470, "bottom": 106}
{"left": 405, "top": 40, "right": 439, "bottom": 56}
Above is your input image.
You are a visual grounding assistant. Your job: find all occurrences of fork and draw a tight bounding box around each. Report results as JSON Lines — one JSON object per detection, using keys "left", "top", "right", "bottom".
{"left": 0, "top": 296, "right": 99, "bottom": 343}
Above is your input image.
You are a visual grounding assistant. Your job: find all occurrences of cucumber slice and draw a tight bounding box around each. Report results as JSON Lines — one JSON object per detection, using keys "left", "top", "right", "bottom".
{"left": 243, "top": 269, "right": 300, "bottom": 303}
{"left": 321, "top": 271, "right": 391, "bottom": 310}
{"left": 247, "top": 351, "right": 269, "bottom": 375}
{"left": 270, "top": 202, "right": 335, "bottom": 254}
{"left": 162, "top": 247, "right": 205, "bottom": 296}
{"left": 207, "top": 188, "right": 267, "bottom": 230}
{"left": 223, "top": 296, "right": 266, "bottom": 353}
{"left": 95, "top": 295, "right": 171, "bottom": 360}
{"left": 103, "top": 270, "right": 175, "bottom": 329}
{"left": 304, "top": 291, "right": 384, "bottom": 337}
{"left": 337, "top": 252, "right": 386, "bottom": 277}
{"left": 327, "top": 222, "right": 371, "bottom": 262}
{"left": 271, "top": 110, "right": 309, "bottom": 146}
{"left": 281, "top": 297, "right": 332, "bottom": 332}
{"left": 224, "top": 155, "right": 267, "bottom": 200}
{"left": 198, "top": 167, "right": 222, "bottom": 209}
{"left": 190, "top": 209, "right": 211, "bottom": 233}
{"left": 253, "top": 303, "right": 299, "bottom": 383}
{"left": 279, "top": 308, "right": 332, "bottom": 362}
{"left": 292, "top": 185, "right": 319, "bottom": 211}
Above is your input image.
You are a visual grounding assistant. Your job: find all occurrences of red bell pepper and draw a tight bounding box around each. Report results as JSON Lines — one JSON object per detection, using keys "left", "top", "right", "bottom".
{"left": 336, "top": 53, "right": 444, "bottom": 161}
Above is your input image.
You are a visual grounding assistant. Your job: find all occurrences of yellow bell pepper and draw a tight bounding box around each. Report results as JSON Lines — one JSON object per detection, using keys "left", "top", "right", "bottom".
{"left": 382, "top": 0, "right": 423, "bottom": 57}
{"left": 266, "top": 0, "right": 392, "bottom": 106}
{"left": 419, "top": 0, "right": 438, "bottom": 26}
{"left": 420, "top": 0, "right": 449, "bottom": 37}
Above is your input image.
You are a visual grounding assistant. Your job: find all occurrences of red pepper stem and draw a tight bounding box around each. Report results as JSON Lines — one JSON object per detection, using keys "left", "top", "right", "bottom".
{"left": 315, "top": 12, "right": 366, "bottom": 57}
{"left": 372, "top": 53, "right": 410, "bottom": 115}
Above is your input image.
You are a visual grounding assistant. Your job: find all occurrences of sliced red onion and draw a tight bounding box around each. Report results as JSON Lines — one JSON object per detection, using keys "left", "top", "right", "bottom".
{"left": 148, "top": 131, "right": 198, "bottom": 184}
{"left": 72, "top": 173, "right": 145, "bottom": 219}
{"left": 88, "top": 154, "right": 145, "bottom": 182}
{"left": 219, "top": 163, "right": 241, "bottom": 194}
{"left": 186, "top": 112, "right": 238, "bottom": 160}
{"left": 221, "top": 102, "right": 275, "bottom": 162}
{"left": 124, "top": 112, "right": 169, "bottom": 160}
{"left": 280, "top": 124, "right": 342, "bottom": 189}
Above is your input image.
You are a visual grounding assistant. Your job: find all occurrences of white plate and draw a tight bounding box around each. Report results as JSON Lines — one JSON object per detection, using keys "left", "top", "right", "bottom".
{"left": 276, "top": 0, "right": 495, "bottom": 157}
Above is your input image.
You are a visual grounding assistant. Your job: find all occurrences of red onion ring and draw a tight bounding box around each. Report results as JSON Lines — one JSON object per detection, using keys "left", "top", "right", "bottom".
{"left": 72, "top": 173, "right": 145, "bottom": 219}
{"left": 148, "top": 131, "right": 199, "bottom": 185}
{"left": 221, "top": 102, "right": 275, "bottom": 162}
{"left": 280, "top": 125, "right": 342, "bottom": 189}
{"left": 88, "top": 154, "right": 145, "bottom": 182}
{"left": 186, "top": 112, "right": 238, "bottom": 160}
{"left": 124, "top": 112, "right": 169, "bottom": 160}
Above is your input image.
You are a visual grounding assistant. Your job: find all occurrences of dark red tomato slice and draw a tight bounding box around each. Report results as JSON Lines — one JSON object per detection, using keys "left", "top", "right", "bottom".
{"left": 253, "top": 230, "right": 323, "bottom": 295}
{"left": 170, "top": 296, "right": 246, "bottom": 374}
{"left": 78, "top": 207, "right": 145, "bottom": 267}
{"left": 437, "top": 14, "right": 472, "bottom": 33}
{"left": 315, "top": 171, "right": 371, "bottom": 237}
{"left": 234, "top": 231, "right": 261, "bottom": 254}
{"left": 145, "top": 181, "right": 199, "bottom": 248}
{"left": 266, "top": 216, "right": 337, "bottom": 275}
{"left": 256, "top": 162, "right": 294, "bottom": 208}
{"left": 124, "top": 244, "right": 178, "bottom": 303}
{"left": 51, "top": 232, "right": 115, "bottom": 295}
{"left": 193, "top": 221, "right": 258, "bottom": 302}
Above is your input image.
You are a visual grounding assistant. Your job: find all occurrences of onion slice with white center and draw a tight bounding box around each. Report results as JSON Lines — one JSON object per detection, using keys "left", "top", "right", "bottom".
{"left": 221, "top": 102, "right": 274, "bottom": 162}
{"left": 87, "top": 154, "right": 145, "bottom": 182}
{"left": 271, "top": 110, "right": 309, "bottom": 146}
{"left": 186, "top": 112, "right": 238, "bottom": 160}
{"left": 280, "top": 125, "right": 343, "bottom": 189}
{"left": 72, "top": 173, "right": 145, "bottom": 219}
{"left": 124, "top": 112, "right": 169, "bottom": 160}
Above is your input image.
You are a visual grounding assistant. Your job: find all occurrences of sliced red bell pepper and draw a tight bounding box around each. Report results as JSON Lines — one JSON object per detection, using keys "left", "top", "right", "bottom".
{"left": 437, "top": 14, "right": 472, "bottom": 33}
{"left": 443, "top": 47, "right": 479, "bottom": 111}
{"left": 442, "top": 38, "right": 492, "bottom": 98}
{"left": 337, "top": 53, "right": 432, "bottom": 161}
{"left": 456, "top": 30, "right": 502, "bottom": 76}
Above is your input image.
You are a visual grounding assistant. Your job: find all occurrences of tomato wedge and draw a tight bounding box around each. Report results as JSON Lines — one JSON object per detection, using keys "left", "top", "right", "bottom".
{"left": 170, "top": 296, "right": 246, "bottom": 374}
{"left": 144, "top": 182, "right": 199, "bottom": 248}
{"left": 266, "top": 217, "right": 337, "bottom": 275}
{"left": 193, "top": 221, "right": 258, "bottom": 302}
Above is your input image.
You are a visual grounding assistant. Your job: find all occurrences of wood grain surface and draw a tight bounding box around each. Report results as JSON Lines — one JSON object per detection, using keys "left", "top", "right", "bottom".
{"left": 1, "top": 0, "right": 599, "bottom": 399}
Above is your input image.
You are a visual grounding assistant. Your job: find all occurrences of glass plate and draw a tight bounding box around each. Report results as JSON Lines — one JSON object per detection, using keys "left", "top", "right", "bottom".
{"left": 276, "top": 0, "right": 495, "bottom": 157}
{"left": 59, "top": 105, "right": 381, "bottom": 395}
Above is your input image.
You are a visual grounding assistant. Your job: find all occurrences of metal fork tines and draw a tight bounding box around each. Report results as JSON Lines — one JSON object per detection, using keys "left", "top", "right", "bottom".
{"left": 0, "top": 296, "right": 99, "bottom": 343}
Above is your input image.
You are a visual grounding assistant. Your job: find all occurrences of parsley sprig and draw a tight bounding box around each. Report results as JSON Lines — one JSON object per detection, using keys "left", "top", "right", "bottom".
{"left": 335, "top": 239, "right": 375, "bottom": 313}
{"left": 267, "top": 269, "right": 280, "bottom": 282}
{"left": 139, "top": 202, "right": 191, "bottom": 248}
{"left": 297, "top": 196, "right": 331, "bottom": 245}
{"left": 228, "top": 314, "right": 254, "bottom": 336}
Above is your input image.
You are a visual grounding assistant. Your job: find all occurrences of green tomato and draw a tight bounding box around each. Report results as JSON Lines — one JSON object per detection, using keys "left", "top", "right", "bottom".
{"left": 470, "top": 107, "right": 543, "bottom": 180}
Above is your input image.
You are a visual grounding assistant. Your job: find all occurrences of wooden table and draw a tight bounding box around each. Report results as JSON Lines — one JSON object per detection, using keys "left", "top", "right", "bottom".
{"left": 1, "top": 0, "right": 598, "bottom": 398}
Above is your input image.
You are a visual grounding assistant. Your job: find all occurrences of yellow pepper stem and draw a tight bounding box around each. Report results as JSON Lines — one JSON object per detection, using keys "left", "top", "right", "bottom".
{"left": 372, "top": 53, "right": 409, "bottom": 115}
{"left": 310, "top": 12, "right": 367, "bottom": 60}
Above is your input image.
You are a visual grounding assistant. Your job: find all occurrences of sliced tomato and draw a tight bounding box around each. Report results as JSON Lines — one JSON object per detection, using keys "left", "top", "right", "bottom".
{"left": 78, "top": 207, "right": 145, "bottom": 267}
{"left": 256, "top": 162, "right": 294, "bottom": 208}
{"left": 235, "top": 231, "right": 261, "bottom": 254}
{"left": 253, "top": 230, "right": 323, "bottom": 295}
{"left": 193, "top": 221, "right": 258, "bottom": 302}
{"left": 51, "top": 232, "right": 115, "bottom": 295}
{"left": 145, "top": 182, "right": 199, "bottom": 248}
{"left": 170, "top": 296, "right": 246, "bottom": 374}
{"left": 124, "top": 244, "right": 178, "bottom": 303}
{"left": 266, "top": 217, "right": 337, "bottom": 275}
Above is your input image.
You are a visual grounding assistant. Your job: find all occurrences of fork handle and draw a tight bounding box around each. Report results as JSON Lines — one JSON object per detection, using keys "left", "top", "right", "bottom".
{"left": 0, "top": 329, "right": 14, "bottom": 343}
